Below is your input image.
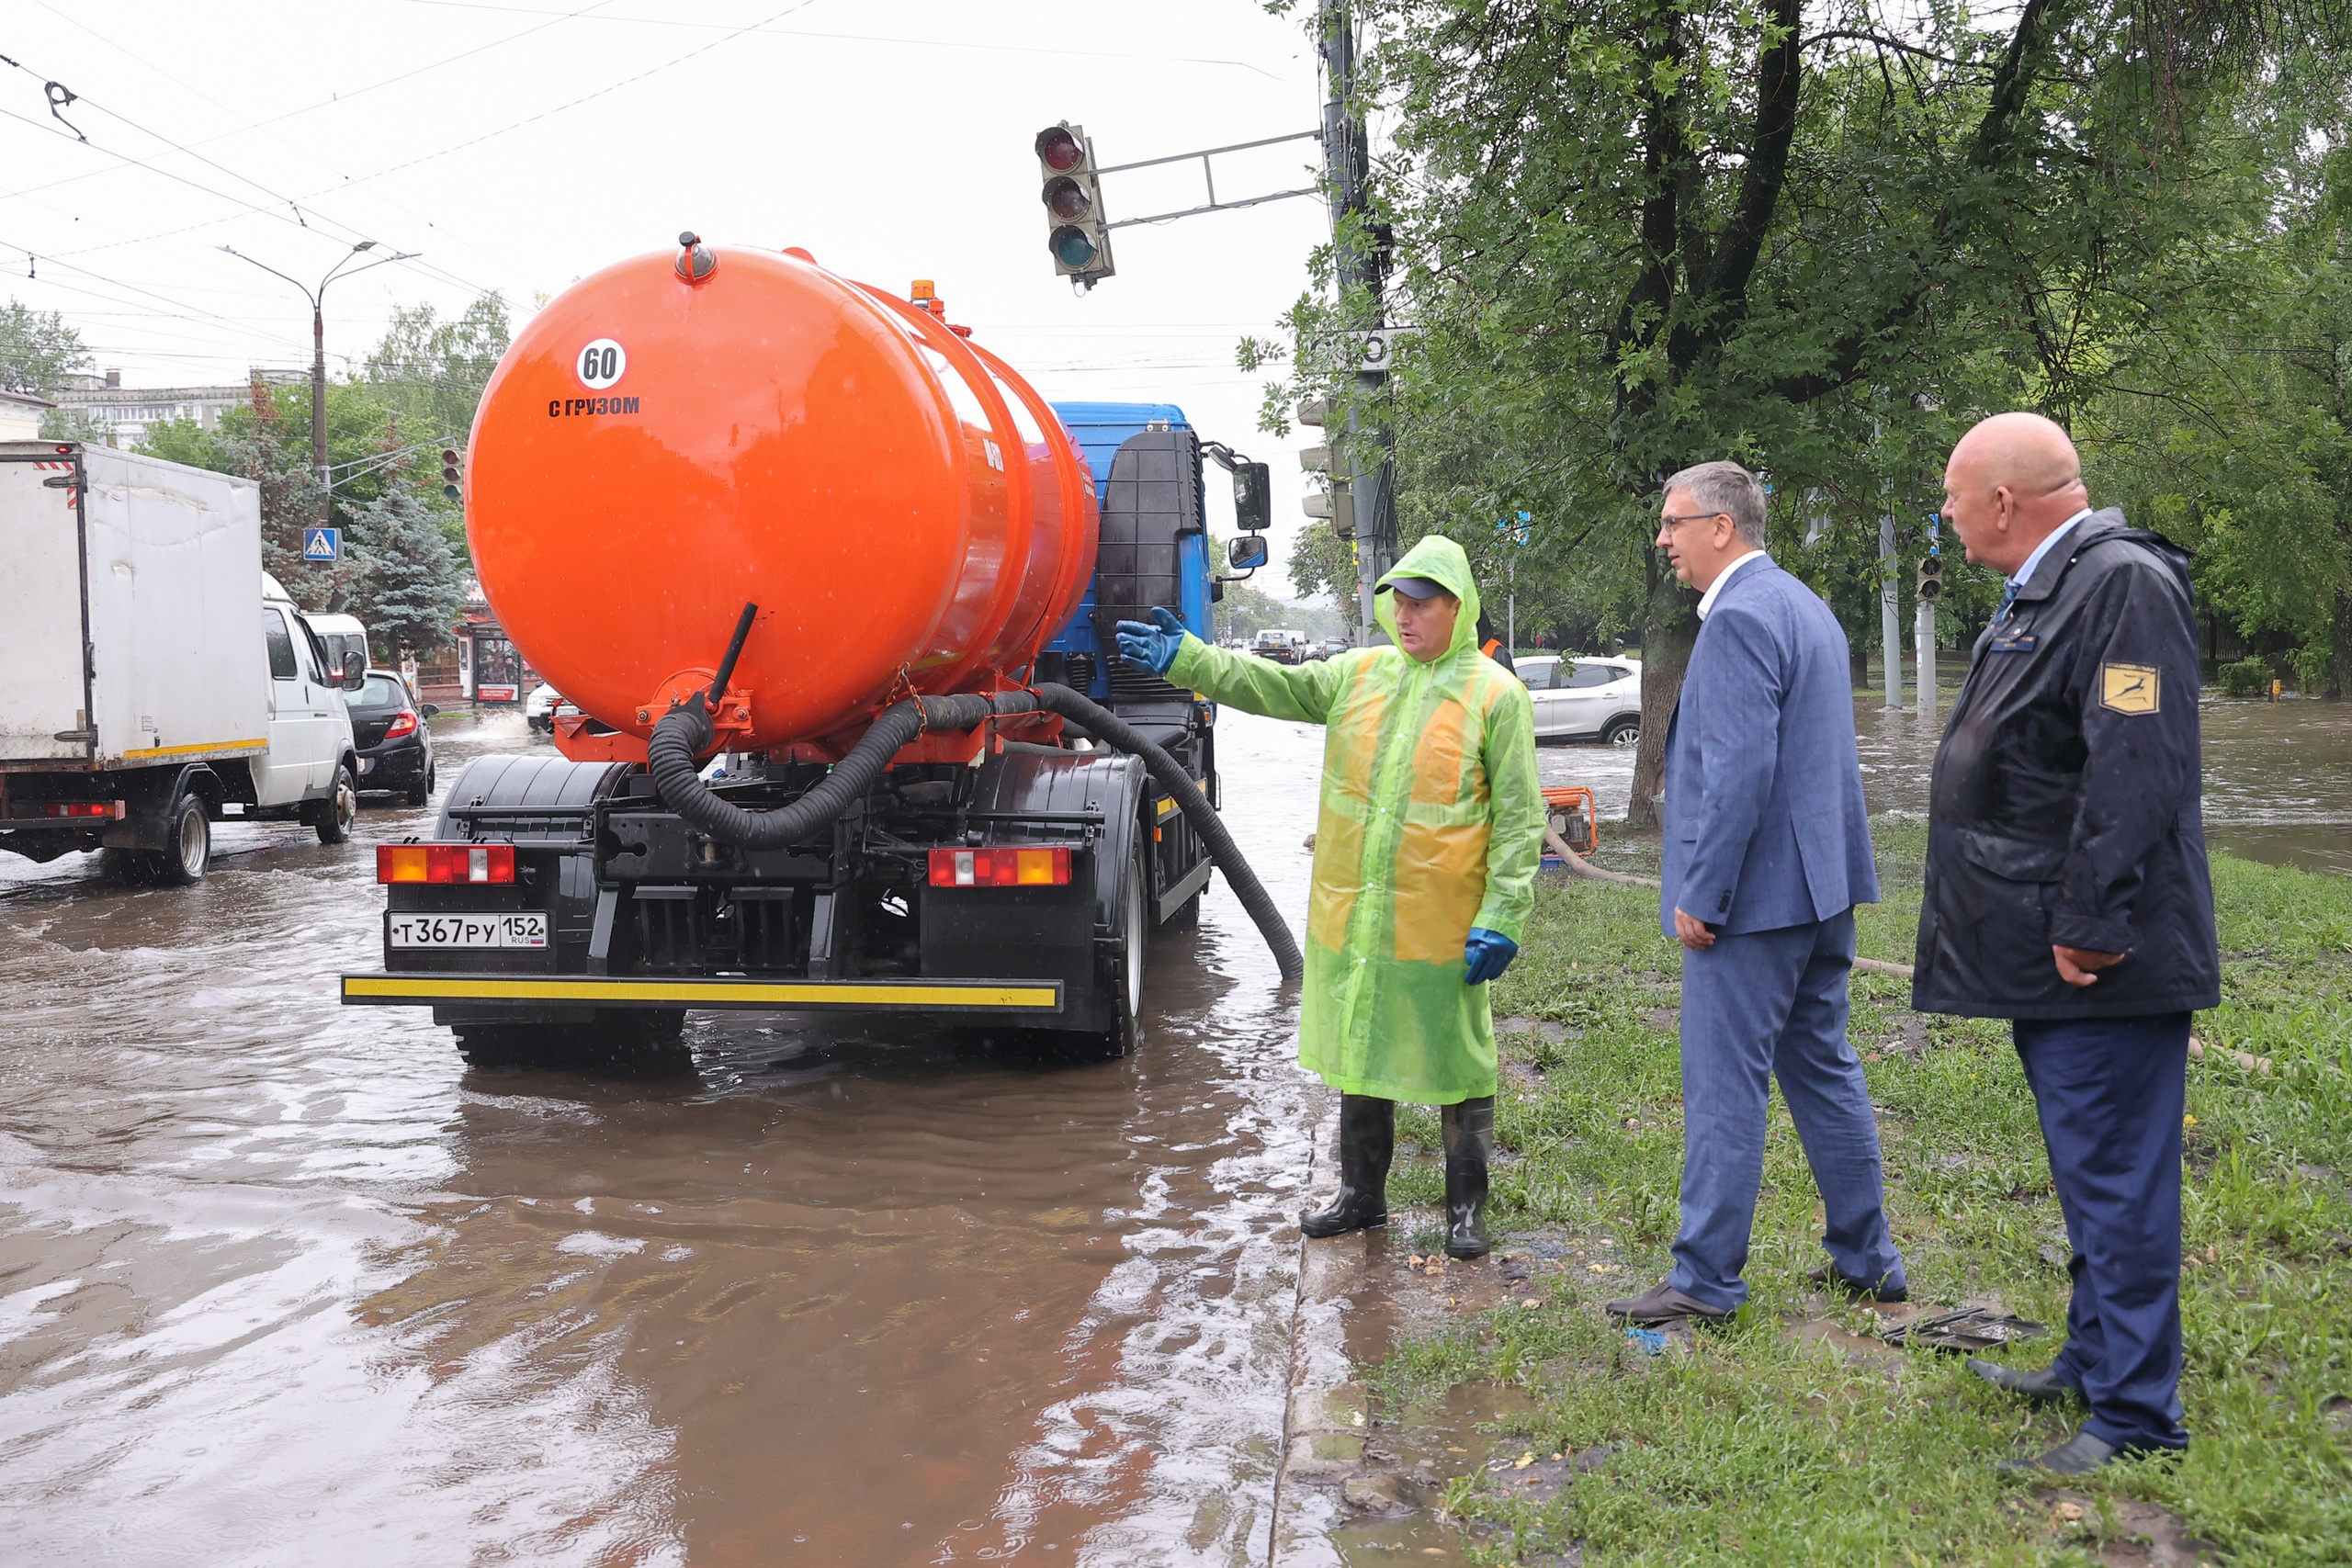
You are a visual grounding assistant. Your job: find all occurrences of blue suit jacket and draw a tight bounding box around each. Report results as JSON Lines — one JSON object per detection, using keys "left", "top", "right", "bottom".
{"left": 1661, "top": 558, "right": 1878, "bottom": 937}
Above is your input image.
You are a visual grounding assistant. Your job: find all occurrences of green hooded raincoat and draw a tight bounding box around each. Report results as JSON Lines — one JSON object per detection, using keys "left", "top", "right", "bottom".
{"left": 1167, "top": 536, "right": 1544, "bottom": 1103}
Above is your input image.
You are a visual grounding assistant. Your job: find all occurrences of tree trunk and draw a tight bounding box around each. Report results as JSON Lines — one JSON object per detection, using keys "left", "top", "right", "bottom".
{"left": 1626, "top": 550, "right": 1700, "bottom": 826}
{"left": 2330, "top": 584, "right": 2352, "bottom": 701}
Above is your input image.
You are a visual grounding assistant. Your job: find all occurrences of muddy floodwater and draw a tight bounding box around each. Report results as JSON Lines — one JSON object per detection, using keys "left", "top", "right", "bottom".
{"left": 0, "top": 692, "right": 2344, "bottom": 1567}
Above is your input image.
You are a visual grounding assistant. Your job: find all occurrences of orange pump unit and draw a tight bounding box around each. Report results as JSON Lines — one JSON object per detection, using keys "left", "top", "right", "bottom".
{"left": 465, "top": 238, "right": 1099, "bottom": 761}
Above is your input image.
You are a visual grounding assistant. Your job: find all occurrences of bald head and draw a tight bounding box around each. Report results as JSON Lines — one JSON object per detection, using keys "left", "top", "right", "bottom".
{"left": 1941, "top": 412, "right": 2093, "bottom": 576}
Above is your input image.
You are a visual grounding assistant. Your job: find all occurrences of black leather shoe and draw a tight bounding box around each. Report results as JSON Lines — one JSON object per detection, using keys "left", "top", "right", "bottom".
{"left": 1603, "top": 1280, "right": 1733, "bottom": 1325}
{"left": 1440, "top": 1096, "right": 1494, "bottom": 1260}
{"left": 1804, "top": 1261, "right": 1907, "bottom": 1303}
{"left": 1301, "top": 1094, "right": 1393, "bottom": 1238}
{"left": 1996, "top": 1428, "right": 2117, "bottom": 1475}
{"left": 1968, "top": 1357, "right": 2077, "bottom": 1405}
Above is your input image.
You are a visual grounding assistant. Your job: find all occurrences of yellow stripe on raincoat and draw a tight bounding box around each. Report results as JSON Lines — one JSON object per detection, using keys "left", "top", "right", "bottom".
{"left": 1168, "top": 535, "right": 1544, "bottom": 1103}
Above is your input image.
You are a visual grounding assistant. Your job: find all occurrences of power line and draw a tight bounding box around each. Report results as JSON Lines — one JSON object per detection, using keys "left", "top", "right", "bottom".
{"left": 292, "top": 0, "right": 828, "bottom": 193}
{"left": 388, "top": 0, "right": 1286, "bottom": 80}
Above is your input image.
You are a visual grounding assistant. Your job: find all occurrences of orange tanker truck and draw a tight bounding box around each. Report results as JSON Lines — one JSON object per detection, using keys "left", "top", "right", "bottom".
{"left": 339, "top": 236, "right": 1298, "bottom": 1065}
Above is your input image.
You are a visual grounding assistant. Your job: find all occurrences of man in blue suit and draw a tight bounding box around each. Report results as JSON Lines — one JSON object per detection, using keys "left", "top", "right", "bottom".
{"left": 1607, "top": 460, "right": 1906, "bottom": 1325}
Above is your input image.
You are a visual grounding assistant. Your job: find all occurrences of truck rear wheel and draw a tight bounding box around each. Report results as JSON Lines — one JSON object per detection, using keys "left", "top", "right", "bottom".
{"left": 1104, "top": 840, "right": 1147, "bottom": 1056}
{"left": 451, "top": 1010, "right": 690, "bottom": 1076}
{"left": 150, "top": 794, "right": 210, "bottom": 886}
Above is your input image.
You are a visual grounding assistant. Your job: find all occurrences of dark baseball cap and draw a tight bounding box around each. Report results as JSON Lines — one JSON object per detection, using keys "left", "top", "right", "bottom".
{"left": 1376, "top": 575, "right": 1450, "bottom": 601}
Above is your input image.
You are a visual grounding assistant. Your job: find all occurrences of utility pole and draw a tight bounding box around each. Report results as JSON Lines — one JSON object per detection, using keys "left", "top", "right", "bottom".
{"left": 220, "top": 240, "right": 415, "bottom": 527}
{"left": 1320, "top": 0, "right": 1391, "bottom": 645}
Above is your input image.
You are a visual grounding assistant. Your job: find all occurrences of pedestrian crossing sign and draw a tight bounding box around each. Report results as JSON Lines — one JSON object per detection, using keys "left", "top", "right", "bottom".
{"left": 302, "top": 526, "right": 340, "bottom": 562}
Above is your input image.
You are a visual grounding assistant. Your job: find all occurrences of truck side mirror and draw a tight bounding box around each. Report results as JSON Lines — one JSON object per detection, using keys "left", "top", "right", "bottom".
{"left": 1228, "top": 534, "right": 1269, "bottom": 570}
{"left": 341, "top": 649, "right": 366, "bottom": 689}
{"left": 1232, "top": 463, "right": 1271, "bottom": 531}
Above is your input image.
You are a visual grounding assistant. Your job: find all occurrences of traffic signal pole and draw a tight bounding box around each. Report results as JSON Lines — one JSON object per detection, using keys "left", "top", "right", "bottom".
{"left": 1320, "top": 0, "right": 1392, "bottom": 647}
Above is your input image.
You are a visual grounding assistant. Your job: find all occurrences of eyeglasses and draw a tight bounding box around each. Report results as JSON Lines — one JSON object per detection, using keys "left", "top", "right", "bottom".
{"left": 1657, "top": 512, "right": 1728, "bottom": 531}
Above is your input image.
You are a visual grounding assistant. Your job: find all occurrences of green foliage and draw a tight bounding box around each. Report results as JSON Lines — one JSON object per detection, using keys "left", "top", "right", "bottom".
{"left": 0, "top": 299, "right": 91, "bottom": 396}
{"left": 1254, "top": 1, "right": 2352, "bottom": 803}
{"left": 347, "top": 479, "right": 465, "bottom": 653}
{"left": 2218, "top": 656, "right": 2275, "bottom": 696}
{"left": 1370, "top": 827, "right": 2352, "bottom": 1563}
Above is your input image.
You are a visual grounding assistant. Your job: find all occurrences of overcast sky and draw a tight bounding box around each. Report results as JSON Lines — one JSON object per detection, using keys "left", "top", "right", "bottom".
{"left": 1, "top": 0, "right": 1333, "bottom": 592}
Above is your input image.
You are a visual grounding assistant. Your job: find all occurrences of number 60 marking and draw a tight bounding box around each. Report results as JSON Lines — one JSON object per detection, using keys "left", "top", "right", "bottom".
{"left": 576, "top": 338, "right": 626, "bottom": 389}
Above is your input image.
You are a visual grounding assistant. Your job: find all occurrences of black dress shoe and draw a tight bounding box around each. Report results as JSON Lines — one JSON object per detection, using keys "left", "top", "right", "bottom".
{"left": 1804, "top": 1261, "right": 1907, "bottom": 1303}
{"left": 1967, "top": 1357, "right": 2077, "bottom": 1404}
{"left": 1603, "top": 1280, "right": 1733, "bottom": 1325}
{"left": 1996, "top": 1428, "right": 2117, "bottom": 1475}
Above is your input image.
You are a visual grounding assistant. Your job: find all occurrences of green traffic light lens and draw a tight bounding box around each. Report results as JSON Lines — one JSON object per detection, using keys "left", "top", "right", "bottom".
{"left": 1049, "top": 225, "right": 1099, "bottom": 269}
{"left": 443, "top": 484, "right": 461, "bottom": 502}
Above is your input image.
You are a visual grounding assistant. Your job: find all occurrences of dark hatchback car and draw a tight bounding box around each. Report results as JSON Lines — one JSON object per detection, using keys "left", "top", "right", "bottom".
{"left": 346, "top": 670, "right": 438, "bottom": 807}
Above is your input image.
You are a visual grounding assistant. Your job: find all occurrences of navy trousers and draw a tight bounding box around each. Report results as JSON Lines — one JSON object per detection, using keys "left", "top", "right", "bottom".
{"left": 2013, "top": 1012, "right": 2192, "bottom": 1452}
{"left": 1668, "top": 910, "right": 1905, "bottom": 1309}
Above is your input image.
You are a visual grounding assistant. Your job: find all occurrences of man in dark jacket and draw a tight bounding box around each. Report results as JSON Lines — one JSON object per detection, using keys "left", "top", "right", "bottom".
{"left": 1917, "top": 412, "right": 2219, "bottom": 1475}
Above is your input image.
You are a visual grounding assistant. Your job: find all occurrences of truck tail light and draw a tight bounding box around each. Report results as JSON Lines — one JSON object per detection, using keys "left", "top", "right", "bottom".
{"left": 377, "top": 843, "right": 515, "bottom": 885}
{"left": 44, "top": 801, "right": 125, "bottom": 819}
{"left": 927, "top": 846, "right": 1070, "bottom": 888}
{"left": 383, "top": 709, "right": 419, "bottom": 739}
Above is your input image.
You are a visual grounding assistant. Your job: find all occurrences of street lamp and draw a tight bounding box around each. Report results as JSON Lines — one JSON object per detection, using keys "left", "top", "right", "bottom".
{"left": 219, "top": 239, "right": 418, "bottom": 527}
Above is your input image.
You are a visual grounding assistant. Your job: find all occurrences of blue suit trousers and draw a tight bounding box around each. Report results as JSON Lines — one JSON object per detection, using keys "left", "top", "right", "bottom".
{"left": 1668, "top": 910, "right": 1905, "bottom": 1309}
{"left": 2014, "top": 1013, "right": 2191, "bottom": 1451}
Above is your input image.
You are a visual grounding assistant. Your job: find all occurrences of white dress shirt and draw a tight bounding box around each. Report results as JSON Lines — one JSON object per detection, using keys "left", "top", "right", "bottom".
{"left": 2007, "top": 507, "right": 2094, "bottom": 594}
{"left": 1695, "top": 549, "right": 1770, "bottom": 621}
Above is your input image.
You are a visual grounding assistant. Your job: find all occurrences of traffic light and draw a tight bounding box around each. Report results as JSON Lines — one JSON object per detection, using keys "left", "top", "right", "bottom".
{"left": 1035, "top": 123, "right": 1114, "bottom": 288}
{"left": 440, "top": 447, "right": 462, "bottom": 504}
{"left": 1917, "top": 553, "right": 1943, "bottom": 603}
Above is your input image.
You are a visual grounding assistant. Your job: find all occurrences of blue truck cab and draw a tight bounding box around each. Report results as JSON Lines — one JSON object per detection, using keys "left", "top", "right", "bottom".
{"left": 1037, "top": 401, "right": 1216, "bottom": 702}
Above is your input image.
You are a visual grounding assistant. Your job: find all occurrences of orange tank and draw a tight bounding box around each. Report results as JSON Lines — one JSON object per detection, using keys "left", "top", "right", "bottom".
{"left": 465, "top": 242, "right": 1098, "bottom": 758}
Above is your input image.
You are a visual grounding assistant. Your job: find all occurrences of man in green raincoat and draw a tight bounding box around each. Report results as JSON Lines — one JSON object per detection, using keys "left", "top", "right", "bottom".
{"left": 1115, "top": 536, "right": 1544, "bottom": 1259}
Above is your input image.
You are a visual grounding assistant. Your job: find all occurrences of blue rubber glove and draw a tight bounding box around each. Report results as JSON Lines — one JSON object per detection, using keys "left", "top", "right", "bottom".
{"left": 1114, "top": 606, "right": 1187, "bottom": 674}
{"left": 1464, "top": 927, "right": 1519, "bottom": 985}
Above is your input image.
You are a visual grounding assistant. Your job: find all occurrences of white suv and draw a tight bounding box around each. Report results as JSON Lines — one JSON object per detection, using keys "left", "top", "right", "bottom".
{"left": 1515, "top": 656, "right": 1642, "bottom": 745}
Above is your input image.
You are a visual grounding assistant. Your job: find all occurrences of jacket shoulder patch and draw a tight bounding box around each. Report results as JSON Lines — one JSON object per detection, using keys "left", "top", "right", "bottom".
{"left": 2100, "top": 662, "right": 2160, "bottom": 715}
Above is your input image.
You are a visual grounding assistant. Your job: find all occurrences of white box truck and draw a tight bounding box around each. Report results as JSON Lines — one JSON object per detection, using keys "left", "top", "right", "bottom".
{"left": 0, "top": 441, "right": 360, "bottom": 884}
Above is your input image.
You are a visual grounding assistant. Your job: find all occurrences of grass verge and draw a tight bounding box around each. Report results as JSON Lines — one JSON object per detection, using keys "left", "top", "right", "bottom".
{"left": 1372, "top": 825, "right": 2352, "bottom": 1565}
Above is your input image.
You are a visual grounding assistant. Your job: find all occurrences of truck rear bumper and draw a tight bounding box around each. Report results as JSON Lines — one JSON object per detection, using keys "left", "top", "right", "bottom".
{"left": 341, "top": 971, "right": 1064, "bottom": 1015}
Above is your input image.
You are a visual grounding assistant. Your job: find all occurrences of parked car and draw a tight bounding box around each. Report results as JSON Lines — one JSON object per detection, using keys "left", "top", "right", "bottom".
{"left": 346, "top": 670, "right": 438, "bottom": 807}
{"left": 1311, "top": 636, "right": 1351, "bottom": 660}
{"left": 1515, "top": 655, "right": 1643, "bottom": 745}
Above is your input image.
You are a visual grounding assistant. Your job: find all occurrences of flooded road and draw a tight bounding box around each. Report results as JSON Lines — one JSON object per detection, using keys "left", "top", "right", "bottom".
{"left": 0, "top": 710, "right": 1329, "bottom": 1566}
{"left": 1543, "top": 691, "right": 2352, "bottom": 875}
{"left": 0, "top": 684, "right": 2343, "bottom": 1567}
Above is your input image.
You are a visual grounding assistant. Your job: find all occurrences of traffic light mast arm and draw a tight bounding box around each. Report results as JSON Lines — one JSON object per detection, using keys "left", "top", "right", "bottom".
{"left": 1091, "top": 129, "right": 1324, "bottom": 231}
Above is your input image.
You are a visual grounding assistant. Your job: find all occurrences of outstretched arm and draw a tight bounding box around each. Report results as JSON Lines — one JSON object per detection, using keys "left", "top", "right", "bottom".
{"left": 1166, "top": 636, "right": 1351, "bottom": 725}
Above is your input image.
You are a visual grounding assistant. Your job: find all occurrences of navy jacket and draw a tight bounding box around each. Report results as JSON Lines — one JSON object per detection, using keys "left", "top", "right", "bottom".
{"left": 1912, "top": 510, "right": 2220, "bottom": 1019}
{"left": 1662, "top": 558, "right": 1879, "bottom": 937}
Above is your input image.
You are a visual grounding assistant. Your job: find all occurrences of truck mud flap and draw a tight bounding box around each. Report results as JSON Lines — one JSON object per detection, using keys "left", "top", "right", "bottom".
{"left": 341, "top": 972, "right": 1063, "bottom": 1014}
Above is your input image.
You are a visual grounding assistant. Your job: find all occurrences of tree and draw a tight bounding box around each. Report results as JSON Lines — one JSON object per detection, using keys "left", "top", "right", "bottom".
{"left": 1288, "top": 517, "right": 1358, "bottom": 609}
{"left": 349, "top": 476, "right": 465, "bottom": 654}
{"left": 1261, "top": 0, "right": 2349, "bottom": 818}
{"left": 0, "top": 299, "right": 91, "bottom": 396}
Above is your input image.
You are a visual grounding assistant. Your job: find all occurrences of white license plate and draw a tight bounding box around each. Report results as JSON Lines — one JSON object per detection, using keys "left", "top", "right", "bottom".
{"left": 388, "top": 912, "right": 548, "bottom": 950}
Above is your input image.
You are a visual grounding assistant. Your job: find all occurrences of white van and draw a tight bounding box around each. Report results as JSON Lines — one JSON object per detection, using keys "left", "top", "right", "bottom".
{"left": 0, "top": 442, "right": 359, "bottom": 884}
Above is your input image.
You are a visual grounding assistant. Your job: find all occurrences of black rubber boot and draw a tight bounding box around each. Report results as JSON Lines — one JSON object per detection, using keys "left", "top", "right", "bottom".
{"left": 1442, "top": 1096, "right": 1495, "bottom": 1260}
{"left": 1301, "top": 1095, "right": 1393, "bottom": 1238}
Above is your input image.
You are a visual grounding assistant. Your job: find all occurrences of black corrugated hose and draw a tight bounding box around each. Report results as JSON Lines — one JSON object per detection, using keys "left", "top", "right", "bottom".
{"left": 644, "top": 682, "right": 1303, "bottom": 983}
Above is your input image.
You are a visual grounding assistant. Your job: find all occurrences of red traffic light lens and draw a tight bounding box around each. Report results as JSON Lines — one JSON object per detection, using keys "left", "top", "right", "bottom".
{"left": 1042, "top": 175, "right": 1091, "bottom": 222}
{"left": 1049, "top": 225, "right": 1100, "bottom": 269}
{"left": 1034, "top": 126, "right": 1084, "bottom": 172}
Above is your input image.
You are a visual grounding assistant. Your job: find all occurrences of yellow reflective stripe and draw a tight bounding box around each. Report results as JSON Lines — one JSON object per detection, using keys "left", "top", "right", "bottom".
{"left": 343, "top": 976, "right": 1060, "bottom": 1009}
{"left": 119, "top": 739, "right": 266, "bottom": 760}
{"left": 1157, "top": 795, "right": 1180, "bottom": 818}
